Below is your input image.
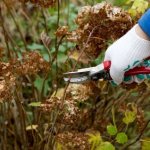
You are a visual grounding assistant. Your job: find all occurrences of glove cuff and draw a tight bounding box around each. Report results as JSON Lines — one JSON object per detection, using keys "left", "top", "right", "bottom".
{"left": 138, "top": 9, "right": 150, "bottom": 38}
{"left": 126, "top": 24, "right": 150, "bottom": 61}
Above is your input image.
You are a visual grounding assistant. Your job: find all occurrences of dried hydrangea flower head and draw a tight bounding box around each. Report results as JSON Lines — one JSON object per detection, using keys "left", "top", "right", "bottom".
{"left": 40, "top": 82, "right": 99, "bottom": 130}
{"left": 56, "top": 2, "right": 133, "bottom": 61}
{"left": 0, "top": 62, "right": 16, "bottom": 102}
{"left": 56, "top": 131, "right": 90, "bottom": 150}
{"left": 12, "top": 52, "right": 50, "bottom": 76}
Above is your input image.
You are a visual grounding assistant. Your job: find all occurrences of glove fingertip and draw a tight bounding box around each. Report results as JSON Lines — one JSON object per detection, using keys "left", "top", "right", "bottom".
{"left": 109, "top": 66, "right": 124, "bottom": 85}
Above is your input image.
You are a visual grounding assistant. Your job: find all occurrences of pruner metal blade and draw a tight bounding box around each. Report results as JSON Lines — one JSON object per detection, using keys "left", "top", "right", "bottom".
{"left": 63, "top": 71, "right": 90, "bottom": 83}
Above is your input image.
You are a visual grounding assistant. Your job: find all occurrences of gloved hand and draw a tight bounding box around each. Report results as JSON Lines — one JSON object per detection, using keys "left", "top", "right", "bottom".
{"left": 104, "top": 24, "right": 150, "bottom": 85}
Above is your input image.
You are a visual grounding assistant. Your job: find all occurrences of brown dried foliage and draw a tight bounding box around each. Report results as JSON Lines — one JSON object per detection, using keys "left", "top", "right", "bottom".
{"left": 0, "top": 62, "right": 16, "bottom": 102}
{"left": 40, "top": 79, "right": 150, "bottom": 148}
{"left": 56, "top": 2, "right": 133, "bottom": 59}
{"left": 41, "top": 82, "right": 100, "bottom": 130}
{"left": 137, "top": 107, "right": 146, "bottom": 132}
{"left": 56, "top": 131, "right": 90, "bottom": 150}
{"left": 0, "top": 51, "right": 50, "bottom": 102}
{"left": 1, "top": 1, "right": 149, "bottom": 149}
{"left": 12, "top": 51, "right": 50, "bottom": 76}
{"left": 55, "top": 26, "right": 69, "bottom": 37}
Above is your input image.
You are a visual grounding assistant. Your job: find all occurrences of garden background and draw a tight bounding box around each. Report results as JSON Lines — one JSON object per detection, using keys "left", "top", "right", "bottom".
{"left": 0, "top": 0, "right": 150, "bottom": 149}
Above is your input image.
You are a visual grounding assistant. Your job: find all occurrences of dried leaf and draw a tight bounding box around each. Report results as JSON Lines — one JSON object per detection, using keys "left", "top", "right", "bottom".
{"left": 26, "top": 125, "right": 38, "bottom": 130}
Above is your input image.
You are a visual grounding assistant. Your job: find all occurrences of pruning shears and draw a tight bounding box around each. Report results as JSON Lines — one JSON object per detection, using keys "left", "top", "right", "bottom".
{"left": 63, "top": 60, "right": 150, "bottom": 84}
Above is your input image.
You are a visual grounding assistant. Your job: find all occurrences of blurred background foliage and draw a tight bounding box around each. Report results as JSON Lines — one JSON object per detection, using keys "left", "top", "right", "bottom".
{"left": 0, "top": 0, "right": 150, "bottom": 150}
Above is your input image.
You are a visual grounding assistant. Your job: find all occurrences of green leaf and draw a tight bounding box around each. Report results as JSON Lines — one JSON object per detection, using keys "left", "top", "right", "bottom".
{"left": 116, "top": 132, "right": 128, "bottom": 144}
{"left": 28, "top": 43, "right": 45, "bottom": 50}
{"left": 131, "top": 92, "right": 138, "bottom": 97}
{"left": 34, "top": 75, "right": 50, "bottom": 96}
{"left": 114, "top": 0, "right": 127, "bottom": 6}
{"left": 141, "top": 138, "right": 150, "bottom": 150}
{"left": 29, "top": 102, "right": 41, "bottom": 107}
{"left": 87, "top": 132, "right": 102, "bottom": 150}
{"left": 57, "top": 53, "right": 68, "bottom": 64}
{"left": 26, "top": 111, "right": 33, "bottom": 121}
{"left": 128, "top": 0, "right": 148, "bottom": 16}
{"left": 56, "top": 142, "right": 63, "bottom": 150}
{"left": 34, "top": 76, "right": 43, "bottom": 93}
{"left": 96, "top": 142, "right": 115, "bottom": 150}
{"left": 107, "top": 124, "right": 117, "bottom": 136}
{"left": 123, "top": 110, "right": 136, "bottom": 125}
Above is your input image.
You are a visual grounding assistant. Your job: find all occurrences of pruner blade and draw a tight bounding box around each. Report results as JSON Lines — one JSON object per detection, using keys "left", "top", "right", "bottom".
{"left": 63, "top": 71, "right": 90, "bottom": 83}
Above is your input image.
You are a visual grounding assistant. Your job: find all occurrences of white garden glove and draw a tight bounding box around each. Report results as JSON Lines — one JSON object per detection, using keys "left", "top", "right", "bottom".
{"left": 104, "top": 24, "right": 150, "bottom": 85}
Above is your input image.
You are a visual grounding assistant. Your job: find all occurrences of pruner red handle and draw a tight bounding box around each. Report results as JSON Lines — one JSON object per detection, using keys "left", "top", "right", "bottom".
{"left": 125, "top": 67, "right": 150, "bottom": 76}
{"left": 103, "top": 60, "right": 150, "bottom": 76}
